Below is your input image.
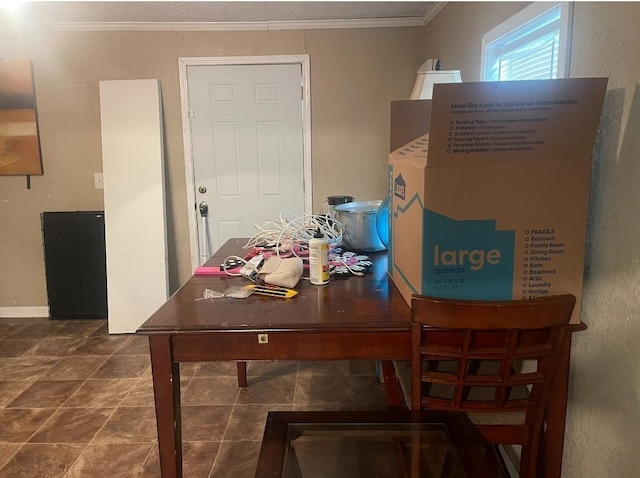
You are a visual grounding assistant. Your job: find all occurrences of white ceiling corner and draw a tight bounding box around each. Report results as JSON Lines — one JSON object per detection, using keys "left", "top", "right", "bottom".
{"left": 4, "top": 1, "right": 447, "bottom": 31}
{"left": 422, "top": 2, "right": 447, "bottom": 25}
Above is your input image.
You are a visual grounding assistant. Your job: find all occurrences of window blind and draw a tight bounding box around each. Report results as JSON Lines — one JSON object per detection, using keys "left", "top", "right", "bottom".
{"left": 484, "top": 4, "right": 563, "bottom": 82}
{"left": 498, "top": 30, "right": 559, "bottom": 80}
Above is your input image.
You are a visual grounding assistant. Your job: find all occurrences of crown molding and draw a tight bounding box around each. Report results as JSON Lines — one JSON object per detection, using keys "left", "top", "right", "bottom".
{"left": 13, "top": 15, "right": 429, "bottom": 32}
{"left": 423, "top": 2, "right": 448, "bottom": 25}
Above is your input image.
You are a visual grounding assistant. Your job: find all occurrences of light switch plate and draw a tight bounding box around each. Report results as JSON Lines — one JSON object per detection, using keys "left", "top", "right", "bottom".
{"left": 94, "top": 172, "right": 104, "bottom": 189}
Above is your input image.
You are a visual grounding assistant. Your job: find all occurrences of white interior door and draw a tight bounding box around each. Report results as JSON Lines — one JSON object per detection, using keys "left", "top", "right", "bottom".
{"left": 186, "top": 62, "right": 306, "bottom": 261}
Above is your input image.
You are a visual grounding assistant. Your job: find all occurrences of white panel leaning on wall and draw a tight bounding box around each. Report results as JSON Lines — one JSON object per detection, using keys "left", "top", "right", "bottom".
{"left": 99, "top": 79, "right": 169, "bottom": 334}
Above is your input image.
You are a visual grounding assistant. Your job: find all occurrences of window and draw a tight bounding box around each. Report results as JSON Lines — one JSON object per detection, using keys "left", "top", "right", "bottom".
{"left": 481, "top": 3, "right": 573, "bottom": 81}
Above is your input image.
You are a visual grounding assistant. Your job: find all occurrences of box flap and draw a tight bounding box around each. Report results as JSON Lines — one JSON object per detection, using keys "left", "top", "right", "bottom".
{"left": 390, "top": 100, "right": 432, "bottom": 152}
{"left": 389, "top": 134, "right": 429, "bottom": 162}
{"left": 427, "top": 78, "right": 608, "bottom": 168}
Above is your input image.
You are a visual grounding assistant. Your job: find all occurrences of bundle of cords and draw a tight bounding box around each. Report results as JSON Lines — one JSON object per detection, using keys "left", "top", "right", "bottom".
{"left": 243, "top": 212, "right": 344, "bottom": 258}
{"left": 235, "top": 212, "right": 375, "bottom": 279}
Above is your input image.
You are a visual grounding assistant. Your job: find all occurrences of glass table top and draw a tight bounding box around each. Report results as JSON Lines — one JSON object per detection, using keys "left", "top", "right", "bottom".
{"left": 283, "top": 422, "right": 483, "bottom": 478}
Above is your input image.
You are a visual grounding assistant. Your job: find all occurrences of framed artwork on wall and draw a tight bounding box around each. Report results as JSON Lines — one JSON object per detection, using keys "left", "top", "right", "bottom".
{"left": 0, "top": 59, "right": 43, "bottom": 175}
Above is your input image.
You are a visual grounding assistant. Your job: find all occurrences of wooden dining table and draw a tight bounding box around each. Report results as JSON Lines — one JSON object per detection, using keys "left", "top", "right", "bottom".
{"left": 137, "top": 238, "right": 583, "bottom": 478}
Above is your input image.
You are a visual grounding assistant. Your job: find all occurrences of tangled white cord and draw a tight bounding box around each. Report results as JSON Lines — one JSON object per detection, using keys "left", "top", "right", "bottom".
{"left": 220, "top": 255, "right": 247, "bottom": 276}
{"left": 243, "top": 212, "right": 344, "bottom": 256}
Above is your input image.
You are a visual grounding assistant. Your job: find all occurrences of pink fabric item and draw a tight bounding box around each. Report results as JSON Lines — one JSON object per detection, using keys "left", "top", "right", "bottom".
{"left": 194, "top": 266, "right": 241, "bottom": 276}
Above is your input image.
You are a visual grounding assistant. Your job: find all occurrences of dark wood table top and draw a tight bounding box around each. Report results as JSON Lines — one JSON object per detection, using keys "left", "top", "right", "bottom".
{"left": 137, "top": 238, "right": 411, "bottom": 335}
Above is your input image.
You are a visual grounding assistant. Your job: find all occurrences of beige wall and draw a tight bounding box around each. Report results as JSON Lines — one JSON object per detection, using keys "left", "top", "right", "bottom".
{"left": 0, "top": 25, "right": 427, "bottom": 304}
{"left": 565, "top": 4, "right": 640, "bottom": 477}
{"left": 3, "top": 4, "right": 639, "bottom": 474}
{"left": 424, "top": 2, "right": 640, "bottom": 477}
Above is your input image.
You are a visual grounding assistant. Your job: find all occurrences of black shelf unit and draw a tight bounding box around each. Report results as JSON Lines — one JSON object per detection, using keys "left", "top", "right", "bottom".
{"left": 41, "top": 211, "right": 108, "bottom": 319}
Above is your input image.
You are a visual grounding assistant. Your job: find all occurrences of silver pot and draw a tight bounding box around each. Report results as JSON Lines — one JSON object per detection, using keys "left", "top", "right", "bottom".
{"left": 334, "top": 200, "right": 386, "bottom": 252}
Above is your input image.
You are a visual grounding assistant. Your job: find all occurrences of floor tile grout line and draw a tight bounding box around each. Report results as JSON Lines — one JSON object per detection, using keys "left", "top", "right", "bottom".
{"left": 0, "top": 445, "right": 20, "bottom": 474}
{"left": 2, "top": 328, "right": 111, "bottom": 447}
{"left": 1, "top": 319, "right": 390, "bottom": 476}
{"left": 59, "top": 442, "right": 92, "bottom": 478}
{"left": 4, "top": 380, "right": 93, "bottom": 475}
{"left": 86, "top": 347, "right": 133, "bottom": 447}
{"left": 209, "top": 367, "right": 240, "bottom": 476}
{"left": 134, "top": 444, "right": 157, "bottom": 478}
{"left": 220, "top": 361, "right": 244, "bottom": 439}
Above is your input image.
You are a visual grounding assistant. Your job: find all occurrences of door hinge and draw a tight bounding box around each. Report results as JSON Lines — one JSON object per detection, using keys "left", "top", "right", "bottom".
{"left": 188, "top": 110, "right": 194, "bottom": 118}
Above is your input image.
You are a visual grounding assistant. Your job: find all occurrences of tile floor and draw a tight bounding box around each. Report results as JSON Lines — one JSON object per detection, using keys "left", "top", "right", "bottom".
{"left": 0, "top": 317, "right": 388, "bottom": 477}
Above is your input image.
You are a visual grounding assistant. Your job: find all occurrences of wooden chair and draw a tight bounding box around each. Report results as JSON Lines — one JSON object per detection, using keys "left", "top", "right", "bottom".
{"left": 410, "top": 294, "right": 575, "bottom": 478}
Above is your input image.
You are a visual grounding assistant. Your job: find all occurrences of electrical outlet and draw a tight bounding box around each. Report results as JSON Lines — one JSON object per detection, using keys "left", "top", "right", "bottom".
{"left": 94, "top": 172, "right": 104, "bottom": 189}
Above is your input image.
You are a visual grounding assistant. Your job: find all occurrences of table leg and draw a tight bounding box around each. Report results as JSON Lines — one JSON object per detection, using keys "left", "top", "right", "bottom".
{"left": 544, "top": 332, "right": 573, "bottom": 478}
{"left": 149, "top": 335, "right": 182, "bottom": 478}
{"left": 237, "top": 361, "right": 248, "bottom": 387}
{"left": 381, "top": 361, "right": 402, "bottom": 409}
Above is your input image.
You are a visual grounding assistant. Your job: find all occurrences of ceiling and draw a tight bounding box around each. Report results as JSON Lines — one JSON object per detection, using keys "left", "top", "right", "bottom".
{"left": 5, "top": 1, "right": 446, "bottom": 30}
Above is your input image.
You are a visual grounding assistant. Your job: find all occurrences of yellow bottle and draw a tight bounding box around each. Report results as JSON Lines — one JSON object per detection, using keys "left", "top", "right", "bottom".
{"left": 309, "top": 228, "right": 330, "bottom": 285}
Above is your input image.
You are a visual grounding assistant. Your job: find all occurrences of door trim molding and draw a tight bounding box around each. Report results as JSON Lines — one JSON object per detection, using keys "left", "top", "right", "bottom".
{"left": 178, "top": 55, "right": 312, "bottom": 271}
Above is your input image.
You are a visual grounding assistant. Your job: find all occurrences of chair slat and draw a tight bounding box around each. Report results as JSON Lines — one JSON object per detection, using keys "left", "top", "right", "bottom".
{"left": 410, "top": 293, "right": 575, "bottom": 478}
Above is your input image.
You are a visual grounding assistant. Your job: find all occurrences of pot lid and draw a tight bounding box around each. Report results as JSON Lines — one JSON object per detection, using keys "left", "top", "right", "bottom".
{"left": 334, "top": 200, "right": 382, "bottom": 214}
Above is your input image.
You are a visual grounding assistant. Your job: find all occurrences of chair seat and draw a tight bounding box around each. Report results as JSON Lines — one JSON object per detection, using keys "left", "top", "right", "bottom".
{"left": 393, "top": 359, "right": 527, "bottom": 425}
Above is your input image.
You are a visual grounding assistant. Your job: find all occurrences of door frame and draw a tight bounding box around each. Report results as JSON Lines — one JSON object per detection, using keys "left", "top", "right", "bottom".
{"left": 178, "top": 55, "right": 312, "bottom": 270}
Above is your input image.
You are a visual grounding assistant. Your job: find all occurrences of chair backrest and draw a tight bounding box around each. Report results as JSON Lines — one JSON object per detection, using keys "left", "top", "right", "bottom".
{"left": 410, "top": 294, "right": 575, "bottom": 429}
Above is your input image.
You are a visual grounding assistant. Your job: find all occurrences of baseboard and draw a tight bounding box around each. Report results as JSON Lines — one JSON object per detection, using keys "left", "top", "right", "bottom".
{"left": 0, "top": 307, "right": 49, "bottom": 318}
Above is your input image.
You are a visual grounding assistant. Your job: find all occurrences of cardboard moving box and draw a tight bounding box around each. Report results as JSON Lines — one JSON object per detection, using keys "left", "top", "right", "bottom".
{"left": 387, "top": 78, "right": 608, "bottom": 323}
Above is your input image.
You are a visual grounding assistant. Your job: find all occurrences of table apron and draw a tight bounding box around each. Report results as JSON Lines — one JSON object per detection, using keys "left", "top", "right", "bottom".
{"left": 169, "top": 331, "right": 411, "bottom": 362}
